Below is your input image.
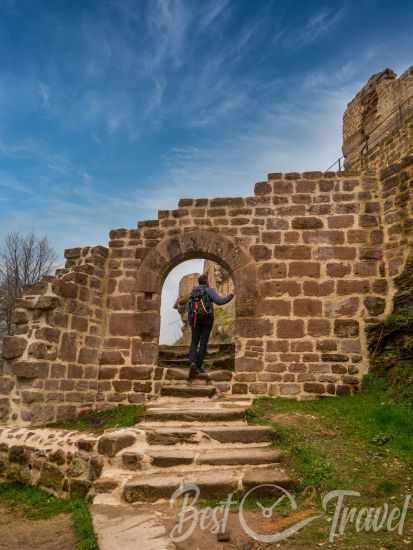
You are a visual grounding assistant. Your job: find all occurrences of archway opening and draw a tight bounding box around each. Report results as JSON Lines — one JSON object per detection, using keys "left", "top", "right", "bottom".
{"left": 158, "top": 258, "right": 236, "bottom": 372}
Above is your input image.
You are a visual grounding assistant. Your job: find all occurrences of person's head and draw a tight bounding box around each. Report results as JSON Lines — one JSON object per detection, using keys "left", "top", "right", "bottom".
{"left": 198, "top": 273, "right": 209, "bottom": 286}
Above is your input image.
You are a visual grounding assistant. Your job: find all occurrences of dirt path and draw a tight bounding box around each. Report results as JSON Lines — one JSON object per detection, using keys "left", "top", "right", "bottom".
{"left": 0, "top": 505, "right": 77, "bottom": 550}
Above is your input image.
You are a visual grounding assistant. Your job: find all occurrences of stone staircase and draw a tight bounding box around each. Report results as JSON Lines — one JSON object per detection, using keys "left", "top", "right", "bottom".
{"left": 93, "top": 380, "right": 295, "bottom": 506}
{"left": 157, "top": 343, "right": 235, "bottom": 396}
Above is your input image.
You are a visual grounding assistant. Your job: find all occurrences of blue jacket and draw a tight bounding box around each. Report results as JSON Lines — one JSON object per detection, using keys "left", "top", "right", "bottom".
{"left": 189, "top": 284, "right": 233, "bottom": 319}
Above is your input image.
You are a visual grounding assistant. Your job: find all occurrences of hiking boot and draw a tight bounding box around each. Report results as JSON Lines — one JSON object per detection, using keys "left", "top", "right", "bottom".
{"left": 188, "top": 363, "right": 198, "bottom": 381}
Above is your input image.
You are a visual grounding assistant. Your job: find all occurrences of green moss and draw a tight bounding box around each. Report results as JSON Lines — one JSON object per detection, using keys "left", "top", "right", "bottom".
{"left": 47, "top": 404, "right": 144, "bottom": 432}
{"left": 367, "top": 254, "right": 413, "bottom": 405}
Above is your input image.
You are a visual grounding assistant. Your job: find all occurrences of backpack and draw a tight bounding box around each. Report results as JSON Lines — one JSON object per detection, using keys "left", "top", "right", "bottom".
{"left": 187, "top": 287, "right": 213, "bottom": 327}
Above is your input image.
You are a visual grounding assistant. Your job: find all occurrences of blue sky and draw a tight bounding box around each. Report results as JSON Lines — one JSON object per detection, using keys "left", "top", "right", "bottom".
{"left": 1, "top": 0, "right": 412, "bottom": 260}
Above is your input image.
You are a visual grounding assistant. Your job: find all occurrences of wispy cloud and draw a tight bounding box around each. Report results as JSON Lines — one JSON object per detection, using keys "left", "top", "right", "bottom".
{"left": 284, "top": 7, "right": 346, "bottom": 50}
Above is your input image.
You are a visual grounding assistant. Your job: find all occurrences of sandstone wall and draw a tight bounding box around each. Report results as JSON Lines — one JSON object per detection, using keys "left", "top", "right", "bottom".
{"left": 1, "top": 69, "right": 413, "bottom": 426}
{"left": 0, "top": 246, "right": 109, "bottom": 425}
{"left": 0, "top": 425, "right": 145, "bottom": 499}
{"left": 102, "top": 170, "right": 388, "bottom": 402}
{"left": 343, "top": 67, "right": 413, "bottom": 171}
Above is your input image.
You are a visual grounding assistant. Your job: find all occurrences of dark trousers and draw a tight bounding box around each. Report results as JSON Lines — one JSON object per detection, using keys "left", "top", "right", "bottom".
{"left": 189, "top": 318, "right": 213, "bottom": 371}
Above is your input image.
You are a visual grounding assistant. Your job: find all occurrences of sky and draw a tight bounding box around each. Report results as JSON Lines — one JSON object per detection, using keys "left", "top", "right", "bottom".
{"left": 0, "top": 0, "right": 412, "bottom": 342}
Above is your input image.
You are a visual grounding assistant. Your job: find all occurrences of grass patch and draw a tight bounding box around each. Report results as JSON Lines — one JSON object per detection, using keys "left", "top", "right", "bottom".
{"left": 0, "top": 482, "right": 97, "bottom": 549}
{"left": 47, "top": 404, "right": 144, "bottom": 432}
{"left": 245, "top": 382, "right": 413, "bottom": 547}
{"left": 248, "top": 377, "right": 413, "bottom": 471}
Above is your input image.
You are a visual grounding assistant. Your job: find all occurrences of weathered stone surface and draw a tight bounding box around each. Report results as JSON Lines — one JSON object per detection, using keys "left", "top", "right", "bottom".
{"left": 39, "top": 463, "right": 65, "bottom": 490}
{"left": 12, "top": 362, "right": 49, "bottom": 379}
{"left": 4, "top": 72, "right": 413, "bottom": 419}
{"left": 97, "top": 433, "right": 136, "bottom": 457}
{"left": 364, "top": 296, "right": 386, "bottom": 316}
{"left": 2, "top": 336, "right": 27, "bottom": 360}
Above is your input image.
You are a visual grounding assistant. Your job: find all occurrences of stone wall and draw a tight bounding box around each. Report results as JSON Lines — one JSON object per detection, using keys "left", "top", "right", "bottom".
{"left": 0, "top": 246, "right": 109, "bottom": 425}
{"left": 1, "top": 68, "right": 413, "bottom": 426}
{"left": 0, "top": 425, "right": 145, "bottom": 499}
{"left": 1, "top": 168, "right": 397, "bottom": 425}
{"left": 343, "top": 67, "right": 413, "bottom": 171}
{"left": 380, "top": 157, "right": 413, "bottom": 281}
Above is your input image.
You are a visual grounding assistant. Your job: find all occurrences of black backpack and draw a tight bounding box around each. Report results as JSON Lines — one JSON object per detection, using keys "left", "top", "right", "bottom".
{"left": 187, "top": 287, "right": 212, "bottom": 327}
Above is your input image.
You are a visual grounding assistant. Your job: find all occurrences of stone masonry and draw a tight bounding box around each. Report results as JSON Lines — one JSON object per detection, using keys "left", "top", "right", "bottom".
{"left": 1, "top": 66, "right": 413, "bottom": 426}
{"left": 343, "top": 66, "right": 413, "bottom": 171}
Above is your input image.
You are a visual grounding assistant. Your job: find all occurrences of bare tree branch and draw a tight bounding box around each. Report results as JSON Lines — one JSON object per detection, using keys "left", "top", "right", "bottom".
{"left": 0, "top": 232, "right": 57, "bottom": 335}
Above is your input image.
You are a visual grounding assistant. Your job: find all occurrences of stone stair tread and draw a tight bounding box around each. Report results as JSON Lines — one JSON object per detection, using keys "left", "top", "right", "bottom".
{"left": 198, "top": 446, "right": 284, "bottom": 465}
{"left": 160, "top": 385, "right": 216, "bottom": 398}
{"left": 146, "top": 397, "right": 249, "bottom": 408}
{"left": 144, "top": 407, "right": 246, "bottom": 422}
{"left": 122, "top": 465, "right": 294, "bottom": 502}
{"left": 242, "top": 466, "right": 297, "bottom": 493}
{"left": 141, "top": 425, "right": 273, "bottom": 446}
{"left": 144, "top": 446, "right": 282, "bottom": 468}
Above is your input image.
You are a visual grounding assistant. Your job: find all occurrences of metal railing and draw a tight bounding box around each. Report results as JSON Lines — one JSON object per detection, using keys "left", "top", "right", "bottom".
{"left": 325, "top": 156, "right": 345, "bottom": 172}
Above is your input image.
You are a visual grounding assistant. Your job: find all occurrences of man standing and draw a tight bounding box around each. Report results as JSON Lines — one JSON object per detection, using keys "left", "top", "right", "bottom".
{"left": 187, "top": 273, "right": 234, "bottom": 380}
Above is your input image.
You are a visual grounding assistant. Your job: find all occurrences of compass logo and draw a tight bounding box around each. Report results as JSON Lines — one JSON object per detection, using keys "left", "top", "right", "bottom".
{"left": 239, "top": 484, "right": 322, "bottom": 543}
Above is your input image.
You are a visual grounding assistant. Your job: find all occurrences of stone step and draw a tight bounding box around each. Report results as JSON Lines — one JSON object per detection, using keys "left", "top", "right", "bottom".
{"left": 143, "top": 425, "right": 274, "bottom": 446}
{"left": 145, "top": 398, "right": 249, "bottom": 410}
{"left": 123, "top": 466, "right": 295, "bottom": 502}
{"left": 160, "top": 384, "right": 216, "bottom": 398}
{"left": 198, "top": 447, "right": 284, "bottom": 466}
{"left": 162, "top": 368, "right": 232, "bottom": 383}
{"left": 146, "top": 446, "right": 283, "bottom": 468}
{"left": 144, "top": 407, "right": 246, "bottom": 423}
{"left": 159, "top": 356, "right": 234, "bottom": 370}
{"left": 158, "top": 343, "right": 234, "bottom": 361}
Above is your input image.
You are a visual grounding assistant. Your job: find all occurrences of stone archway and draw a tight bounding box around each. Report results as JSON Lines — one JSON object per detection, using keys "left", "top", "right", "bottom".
{"left": 135, "top": 229, "right": 259, "bottom": 324}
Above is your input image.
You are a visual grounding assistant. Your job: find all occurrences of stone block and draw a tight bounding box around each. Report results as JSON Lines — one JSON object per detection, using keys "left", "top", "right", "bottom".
{"left": 2, "top": 336, "right": 27, "bottom": 359}
{"left": 119, "top": 366, "right": 153, "bottom": 380}
{"left": 99, "top": 351, "right": 125, "bottom": 365}
{"left": 236, "top": 357, "right": 264, "bottom": 372}
{"left": 293, "top": 299, "right": 322, "bottom": 316}
{"left": 304, "top": 383, "right": 325, "bottom": 394}
{"left": 109, "top": 312, "right": 159, "bottom": 338}
{"left": 59, "top": 332, "right": 77, "bottom": 362}
{"left": 97, "top": 432, "right": 136, "bottom": 457}
{"left": 277, "top": 319, "right": 304, "bottom": 338}
{"left": 39, "top": 463, "right": 64, "bottom": 490}
{"left": 235, "top": 319, "right": 273, "bottom": 338}
{"left": 131, "top": 341, "right": 158, "bottom": 365}
{"left": 258, "top": 262, "right": 287, "bottom": 279}
{"left": 289, "top": 262, "right": 320, "bottom": 278}
{"left": 35, "top": 327, "right": 61, "bottom": 343}
{"left": 334, "top": 320, "right": 359, "bottom": 338}
{"left": 364, "top": 296, "right": 386, "bottom": 316}
{"left": 12, "top": 362, "right": 49, "bottom": 379}
{"left": 291, "top": 217, "right": 323, "bottom": 230}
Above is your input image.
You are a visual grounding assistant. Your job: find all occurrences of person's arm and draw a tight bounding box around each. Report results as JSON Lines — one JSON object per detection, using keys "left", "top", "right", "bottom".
{"left": 207, "top": 288, "right": 234, "bottom": 306}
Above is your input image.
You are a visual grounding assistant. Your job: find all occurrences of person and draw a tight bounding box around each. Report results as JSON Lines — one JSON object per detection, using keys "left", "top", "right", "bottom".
{"left": 187, "top": 273, "right": 234, "bottom": 380}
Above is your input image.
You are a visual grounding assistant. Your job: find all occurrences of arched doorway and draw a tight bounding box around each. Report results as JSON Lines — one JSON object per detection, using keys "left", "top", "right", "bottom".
{"left": 134, "top": 230, "right": 260, "bottom": 378}
{"left": 158, "top": 258, "right": 236, "bottom": 381}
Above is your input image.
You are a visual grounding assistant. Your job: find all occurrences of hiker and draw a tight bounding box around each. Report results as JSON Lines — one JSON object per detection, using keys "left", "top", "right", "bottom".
{"left": 187, "top": 273, "right": 234, "bottom": 379}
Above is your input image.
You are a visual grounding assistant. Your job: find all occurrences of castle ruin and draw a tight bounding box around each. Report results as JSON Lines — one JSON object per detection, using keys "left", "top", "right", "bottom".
{"left": 1, "top": 66, "right": 413, "bottom": 426}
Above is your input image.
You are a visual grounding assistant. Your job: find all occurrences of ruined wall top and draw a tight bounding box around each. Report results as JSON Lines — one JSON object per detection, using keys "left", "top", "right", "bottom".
{"left": 343, "top": 66, "right": 413, "bottom": 170}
